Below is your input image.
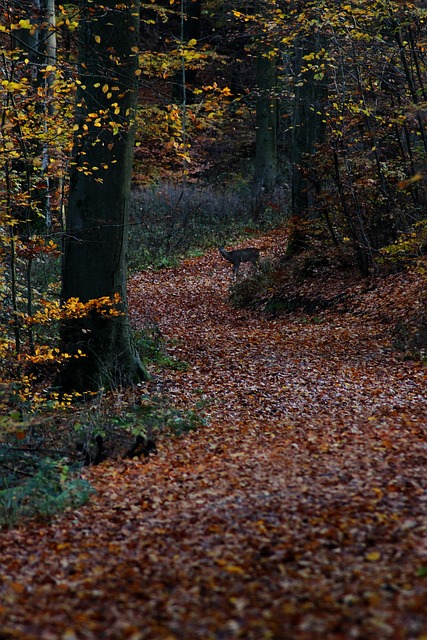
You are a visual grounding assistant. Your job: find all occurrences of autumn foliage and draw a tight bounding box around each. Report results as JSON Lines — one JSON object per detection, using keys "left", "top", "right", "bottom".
{"left": 0, "top": 2, "right": 427, "bottom": 636}
{"left": 0, "top": 233, "right": 426, "bottom": 638}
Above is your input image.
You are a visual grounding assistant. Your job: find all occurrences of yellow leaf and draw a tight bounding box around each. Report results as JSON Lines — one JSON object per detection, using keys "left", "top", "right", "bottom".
{"left": 366, "top": 551, "right": 381, "bottom": 562}
{"left": 18, "top": 19, "right": 32, "bottom": 30}
{"left": 94, "top": 35, "right": 101, "bottom": 43}
{"left": 219, "top": 562, "right": 245, "bottom": 575}
{"left": 398, "top": 173, "right": 423, "bottom": 189}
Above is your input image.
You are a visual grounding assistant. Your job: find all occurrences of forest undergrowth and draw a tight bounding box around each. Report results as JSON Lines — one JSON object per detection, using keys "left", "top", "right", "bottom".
{"left": 0, "top": 228, "right": 426, "bottom": 640}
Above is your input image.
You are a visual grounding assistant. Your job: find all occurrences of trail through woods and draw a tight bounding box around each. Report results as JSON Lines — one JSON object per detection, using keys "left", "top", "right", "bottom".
{"left": 1, "top": 232, "right": 427, "bottom": 639}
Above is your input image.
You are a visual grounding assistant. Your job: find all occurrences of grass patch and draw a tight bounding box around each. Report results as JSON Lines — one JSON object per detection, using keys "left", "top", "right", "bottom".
{"left": 134, "top": 323, "right": 189, "bottom": 371}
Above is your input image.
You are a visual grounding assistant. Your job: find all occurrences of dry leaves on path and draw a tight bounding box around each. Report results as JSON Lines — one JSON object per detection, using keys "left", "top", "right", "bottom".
{"left": 1, "top": 236, "right": 426, "bottom": 640}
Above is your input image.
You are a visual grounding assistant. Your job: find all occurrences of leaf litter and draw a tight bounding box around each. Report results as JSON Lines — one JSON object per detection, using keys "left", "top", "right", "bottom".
{"left": 0, "top": 232, "right": 426, "bottom": 639}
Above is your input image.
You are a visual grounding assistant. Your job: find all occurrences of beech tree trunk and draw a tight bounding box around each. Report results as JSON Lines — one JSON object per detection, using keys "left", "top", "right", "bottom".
{"left": 291, "top": 37, "right": 327, "bottom": 220}
{"left": 253, "top": 53, "right": 277, "bottom": 196}
{"left": 60, "top": 0, "right": 148, "bottom": 391}
{"left": 287, "top": 34, "right": 327, "bottom": 255}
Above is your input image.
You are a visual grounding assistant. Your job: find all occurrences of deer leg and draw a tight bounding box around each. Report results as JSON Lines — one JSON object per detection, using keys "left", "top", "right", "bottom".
{"left": 252, "top": 256, "right": 261, "bottom": 271}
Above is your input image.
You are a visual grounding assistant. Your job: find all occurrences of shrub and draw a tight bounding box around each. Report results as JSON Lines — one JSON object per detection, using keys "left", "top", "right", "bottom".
{"left": 0, "top": 457, "right": 94, "bottom": 528}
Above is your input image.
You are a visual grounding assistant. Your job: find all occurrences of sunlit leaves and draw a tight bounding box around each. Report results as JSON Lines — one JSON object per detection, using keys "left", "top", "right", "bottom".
{"left": 18, "top": 345, "right": 86, "bottom": 365}
{"left": 25, "top": 293, "right": 124, "bottom": 326}
{"left": 0, "top": 35, "right": 76, "bottom": 222}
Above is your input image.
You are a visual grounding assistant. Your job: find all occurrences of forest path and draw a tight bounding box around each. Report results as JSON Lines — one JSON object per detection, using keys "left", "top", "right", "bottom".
{"left": 1, "top": 234, "right": 426, "bottom": 639}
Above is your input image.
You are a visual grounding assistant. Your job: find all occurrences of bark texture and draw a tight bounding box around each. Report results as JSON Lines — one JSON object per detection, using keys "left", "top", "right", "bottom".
{"left": 291, "top": 37, "right": 327, "bottom": 219}
{"left": 60, "top": 0, "right": 147, "bottom": 391}
{"left": 254, "top": 53, "right": 277, "bottom": 195}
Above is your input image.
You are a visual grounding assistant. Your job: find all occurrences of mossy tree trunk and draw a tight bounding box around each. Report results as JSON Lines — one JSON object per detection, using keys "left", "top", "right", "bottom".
{"left": 60, "top": 0, "right": 148, "bottom": 391}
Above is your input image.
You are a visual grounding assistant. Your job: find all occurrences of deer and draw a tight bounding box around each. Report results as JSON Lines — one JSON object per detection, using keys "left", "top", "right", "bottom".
{"left": 218, "top": 246, "right": 260, "bottom": 278}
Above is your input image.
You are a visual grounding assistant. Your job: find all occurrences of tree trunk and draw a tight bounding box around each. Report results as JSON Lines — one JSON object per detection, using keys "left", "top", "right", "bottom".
{"left": 172, "top": 0, "right": 201, "bottom": 105}
{"left": 287, "top": 34, "right": 327, "bottom": 255}
{"left": 291, "top": 37, "right": 327, "bottom": 219}
{"left": 253, "top": 53, "right": 277, "bottom": 196}
{"left": 59, "top": 0, "right": 148, "bottom": 391}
